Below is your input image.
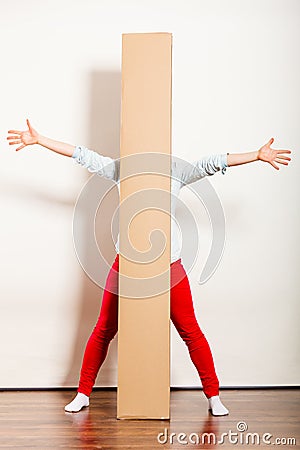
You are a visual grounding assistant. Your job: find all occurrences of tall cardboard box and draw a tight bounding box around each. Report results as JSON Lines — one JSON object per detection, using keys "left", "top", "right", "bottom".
{"left": 117, "top": 32, "right": 172, "bottom": 419}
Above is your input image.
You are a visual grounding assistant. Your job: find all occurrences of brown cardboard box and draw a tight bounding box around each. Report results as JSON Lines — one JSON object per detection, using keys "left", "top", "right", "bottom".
{"left": 117, "top": 32, "right": 172, "bottom": 419}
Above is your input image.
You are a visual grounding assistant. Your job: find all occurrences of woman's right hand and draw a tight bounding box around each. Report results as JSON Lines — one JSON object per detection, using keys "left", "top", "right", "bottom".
{"left": 7, "top": 119, "right": 39, "bottom": 151}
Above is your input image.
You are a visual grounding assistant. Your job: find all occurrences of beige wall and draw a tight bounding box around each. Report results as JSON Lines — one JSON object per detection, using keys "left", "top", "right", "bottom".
{"left": 0, "top": 0, "right": 299, "bottom": 388}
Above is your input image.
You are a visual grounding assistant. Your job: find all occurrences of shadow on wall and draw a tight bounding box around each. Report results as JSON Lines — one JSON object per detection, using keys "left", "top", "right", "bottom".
{"left": 63, "top": 70, "right": 121, "bottom": 388}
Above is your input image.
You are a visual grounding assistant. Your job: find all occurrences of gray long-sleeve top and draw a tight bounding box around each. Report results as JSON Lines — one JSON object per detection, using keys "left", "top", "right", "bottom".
{"left": 72, "top": 145, "right": 228, "bottom": 263}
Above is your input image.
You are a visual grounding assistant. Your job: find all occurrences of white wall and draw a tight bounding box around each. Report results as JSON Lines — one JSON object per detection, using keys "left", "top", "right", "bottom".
{"left": 0, "top": 0, "right": 299, "bottom": 388}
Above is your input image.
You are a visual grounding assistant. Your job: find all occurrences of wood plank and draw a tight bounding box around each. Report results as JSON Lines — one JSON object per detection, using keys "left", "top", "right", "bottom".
{"left": 0, "top": 389, "right": 299, "bottom": 449}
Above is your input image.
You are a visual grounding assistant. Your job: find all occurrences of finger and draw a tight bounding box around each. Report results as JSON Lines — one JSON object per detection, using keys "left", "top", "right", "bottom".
{"left": 8, "top": 130, "right": 22, "bottom": 135}
{"left": 16, "top": 144, "right": 25, "bottom": 151}
{"left": 9, "top": 140, "right": 21, "bottom": 145}
{"left": 269, "top": 161, "right": 279, "bottom": 170}
{"left": 267, "top": 137, "right": 274, "bottom": 146}
{"left": 275, "top": 159, "right": 289, "bottom": 165}
{"left": 7, "top": 135, "right": 21, "bottom": 140}
{"left": 26, "top": 118, "right": 33, "bottom": 133}
{"left": 276, "top": 149, "right": 292, "bottom": 155}
{"left": 275, "top": 155, "right": 291, "bottom": 161}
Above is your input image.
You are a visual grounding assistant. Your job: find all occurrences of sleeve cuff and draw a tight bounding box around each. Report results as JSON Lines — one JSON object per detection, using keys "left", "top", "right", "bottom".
{"left": 221, "top": 153, "right": 228, "bottom": 175}
{"left": 71, "top": 145, "right": 81, "bottom": 159}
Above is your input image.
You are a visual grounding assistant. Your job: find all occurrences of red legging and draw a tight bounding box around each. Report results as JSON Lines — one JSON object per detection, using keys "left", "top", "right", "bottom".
{"left": 78, "top": 254, "right": 219, "bottom": 399}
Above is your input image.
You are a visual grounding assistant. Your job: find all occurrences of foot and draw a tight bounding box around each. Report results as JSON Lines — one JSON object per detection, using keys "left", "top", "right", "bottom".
{"left": 64, "top": 392, "right": 89, "bottom": 413}
{"left": 208, "top": 395, "right": 229, "bottom": 416}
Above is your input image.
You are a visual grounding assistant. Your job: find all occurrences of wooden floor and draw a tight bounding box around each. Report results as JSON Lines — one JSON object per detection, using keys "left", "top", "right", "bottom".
{"left": 0, "top": 389, "right": 299, "bottom": 449}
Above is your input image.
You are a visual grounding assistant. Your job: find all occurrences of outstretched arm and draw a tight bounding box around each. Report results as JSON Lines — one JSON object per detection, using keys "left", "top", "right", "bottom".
{"left": 7, "top": 119, "right": 75, "bottom": 157}
{"left": 227, "top": 138, "right": 292, "bottom": 170}
{"left": 7, "top": 119, "right": 118, "bottom": 182}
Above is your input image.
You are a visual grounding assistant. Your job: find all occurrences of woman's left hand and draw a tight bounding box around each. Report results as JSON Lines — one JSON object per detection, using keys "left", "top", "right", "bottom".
{"left": 258, "top": 138, "right": 292, "bottom": 170}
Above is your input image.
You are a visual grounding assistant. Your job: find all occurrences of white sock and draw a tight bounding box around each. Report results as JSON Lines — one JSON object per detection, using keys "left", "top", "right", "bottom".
{"left": 64, "top": 392, "right": 90, "bottom": 413}
{"left": 208, "top": 395, "right": 229, "bottom": 416}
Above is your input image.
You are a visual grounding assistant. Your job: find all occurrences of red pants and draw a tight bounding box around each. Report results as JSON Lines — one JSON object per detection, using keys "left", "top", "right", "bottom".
{"left": 78, "top": 254, "right": 219, "bottom": 399}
